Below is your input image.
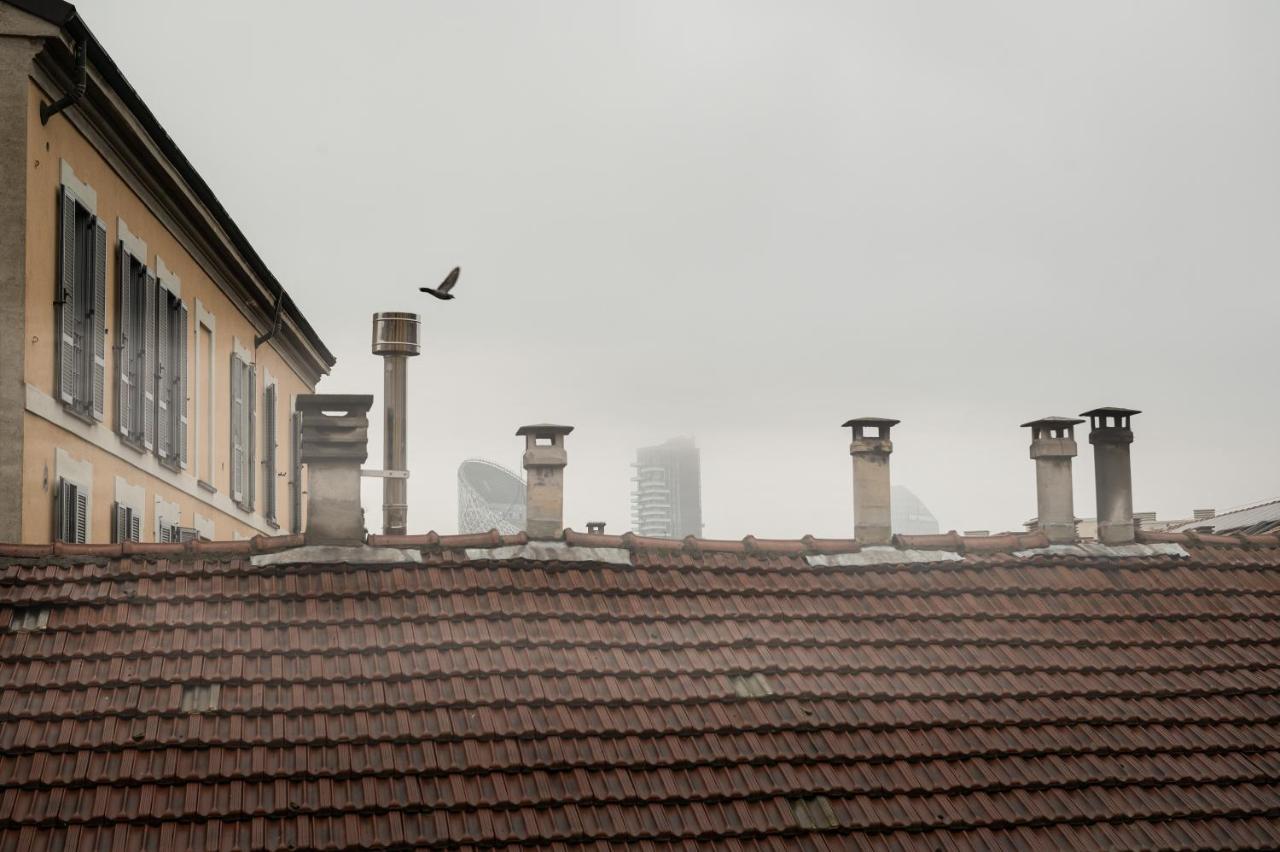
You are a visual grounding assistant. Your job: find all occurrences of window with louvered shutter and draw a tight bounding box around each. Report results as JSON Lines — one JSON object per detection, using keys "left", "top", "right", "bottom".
{"left": 246, "top": 364, "right": 256, "bottom": 511}
{"left": 56, "top": 188, "right": 78, "bottom": 406}
{"left": 177, "top": 302, "right": 189, "bottom": 467}
{"left": 90, "top": 219, "right": 107, "bottom": 421}
{"left": 262, "top": 383, "right": 277, "bottom": 523}
{"left": 112, "top": 503, "right": 141, "bottom": 543}
{"left": 290, "top": 410, "right": 302, "bottom": 534}
{"left": 142, "top": 271, "right": 157, "bottom": 450}
{"left": 55, "top": 479, "right": 87, "bottom": 544}
{"left": 156, "top": 285, "right": 171, "bottom": 460}
{"left": 116, "top": 248, "right": 149, "bottom": 445}
{"left": 56, "top": 188, "right": 103, "bottom": 418}
{"left": 154, "top": 288, "right": 186, "bottom": 471}
{"left": 230, "top": 353, "right": 244, "bottom": 503}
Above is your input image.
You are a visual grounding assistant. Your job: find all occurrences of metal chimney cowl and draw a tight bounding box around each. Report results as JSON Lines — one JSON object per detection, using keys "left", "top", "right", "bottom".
{"left": 297, "top": 395, "right": 373, "bottom": 545}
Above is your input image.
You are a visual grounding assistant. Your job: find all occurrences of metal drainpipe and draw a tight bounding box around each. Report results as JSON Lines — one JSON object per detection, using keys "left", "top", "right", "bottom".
{"left": 41, "top": 40, "right": 87, "bottom": 126}
{"left": 371, "top": 313, "right": 421, "bottom": 535}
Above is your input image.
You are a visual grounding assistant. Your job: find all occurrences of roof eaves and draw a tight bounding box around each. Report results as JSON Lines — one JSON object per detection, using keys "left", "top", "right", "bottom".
{"left": 20, "top": 0, "right": 336, "bottom": 371}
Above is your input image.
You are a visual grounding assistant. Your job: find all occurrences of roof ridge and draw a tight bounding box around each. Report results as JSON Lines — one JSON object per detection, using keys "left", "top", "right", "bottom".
{"left": 6, "top": 529, "right": 1280, "bottom": 561}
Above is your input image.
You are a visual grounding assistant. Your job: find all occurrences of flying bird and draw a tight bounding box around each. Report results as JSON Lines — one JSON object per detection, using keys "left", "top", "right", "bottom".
{"left": 420, "top": 266, "right": 461, "bottom": 300}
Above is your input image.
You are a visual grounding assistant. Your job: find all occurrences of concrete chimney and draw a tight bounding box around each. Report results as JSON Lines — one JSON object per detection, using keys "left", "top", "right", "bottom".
{"left": 1081, "top": 407, "right": 1140, "bottom": 545}
{"left": 517, "top": 424, "right": 573, "bottom": 539}
{"left": 297, "top": 395, "right": 374, "bottom": 545}
{"left": 843, "top": 417, "right": 898, "bottom": 545}
{"left": 1021, "top": 416, "right": 1084, "bottom": 544}
{"left": 586, "top": 521, "right": 606, "bottom": 535}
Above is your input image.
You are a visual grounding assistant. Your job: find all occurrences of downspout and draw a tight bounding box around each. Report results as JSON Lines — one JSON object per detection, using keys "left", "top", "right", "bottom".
{"left": 254, "top": 290, "right": 285, "bottom": 349}
{"left": 41, "top": 39, "right": 87, "bottom": 126}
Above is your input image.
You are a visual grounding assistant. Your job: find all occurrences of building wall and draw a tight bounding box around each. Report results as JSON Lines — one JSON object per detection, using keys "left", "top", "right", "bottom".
{"left": 18, "top": 77, "right": 311, "bottom": 542}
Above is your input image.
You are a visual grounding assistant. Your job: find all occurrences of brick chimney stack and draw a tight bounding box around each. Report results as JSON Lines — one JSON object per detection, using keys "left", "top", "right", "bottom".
{"left": 518, "top": 424, "right": 573, "bottom": 539}
{"left": 1082, "top": 407, "right": 1140, "bottom": 545}
{"left": 843, "top": 417, "right": 899, "bottom": 545}
{"left": 1021, "top": 416, "right": 1084, "bottom": 544}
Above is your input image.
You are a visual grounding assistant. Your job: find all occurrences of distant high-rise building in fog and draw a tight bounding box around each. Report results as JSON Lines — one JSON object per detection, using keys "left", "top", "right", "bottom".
{"left": 891, "top": 486, "right": 939, "bottom": 535}
{"left": 457, "top": 459, "right": 526, "bottom": 534}
{"left": 631, "top": 437, "right": 703, "bottom": 538}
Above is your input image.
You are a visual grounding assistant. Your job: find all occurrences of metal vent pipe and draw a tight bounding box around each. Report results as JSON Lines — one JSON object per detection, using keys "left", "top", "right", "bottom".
{"left": 372, "top": 312, "right": 421, "bottom": 535}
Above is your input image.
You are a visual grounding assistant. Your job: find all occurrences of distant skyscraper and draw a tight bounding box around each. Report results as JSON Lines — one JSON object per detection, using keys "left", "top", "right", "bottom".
{"left": 457, "top": 459, "right": 526, "bottom": 534}
{"left": 631, "top": 437, "right": 703, "bottom": 538}
{"left": 891, "top": 486, "right": 939, "bottom": 535}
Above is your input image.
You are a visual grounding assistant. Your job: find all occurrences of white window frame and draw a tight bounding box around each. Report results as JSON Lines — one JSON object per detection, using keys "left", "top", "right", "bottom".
{"left": 154, "top": 494, "right": 181, "bottom": 543}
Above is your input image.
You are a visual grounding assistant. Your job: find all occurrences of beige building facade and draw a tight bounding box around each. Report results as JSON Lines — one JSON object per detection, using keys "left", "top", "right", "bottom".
{"left": 0, "top": 1, "right": 334, "bottom": 543}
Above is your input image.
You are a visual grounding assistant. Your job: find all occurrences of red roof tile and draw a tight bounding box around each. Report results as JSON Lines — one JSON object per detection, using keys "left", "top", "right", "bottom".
{"left": 1, "top": 532, "right": 1279, "bottom": 847}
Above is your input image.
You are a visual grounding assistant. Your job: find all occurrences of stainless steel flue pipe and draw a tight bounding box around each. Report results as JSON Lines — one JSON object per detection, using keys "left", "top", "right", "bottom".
{"left": 371, "top": 312, "right": 421, "bottom": 535}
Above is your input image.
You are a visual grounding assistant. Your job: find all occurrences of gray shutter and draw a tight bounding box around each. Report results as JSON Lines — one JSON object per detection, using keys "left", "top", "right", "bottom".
{"left": 177, "top": 302, "right": 189, "bottom": 467}
{"left": 129, "top": 511, "right": 141, "bottom": 542}
{"left": 113, "top": 502, "right": 127, "bottom": 543}
{"left": 263, "top": 384, "right": 276, "bottom": 521}
{"left": 57, "top": 189, "right": 78, "bottom": 405}
{"left": 91, "top": 218, "right": 107, "bottom": 421}
{"left": 116, "top": 249, "right": 134, "bottom": 437}
{"left": 155, "top": 288, "right": 171, "bottom": 459}
{"left": 55, "top": 479, "right": 72, "bottom": 541}
{"left": 158, "top": 523, "right": 172, "bottom": 544}
{"left": 246, "top": 364, "right": 256, "bottom": 510}
{"left": 73, "top": 486, "right": 87, "bottom": 544}
{"left": 230, "top": 354, "right": 244, "bottom": 503}
{"left": 142, "top": 271, "right": 157, "bottom": 450}
{"left": 290, "top": 410, "right": 302, "bottom": 534}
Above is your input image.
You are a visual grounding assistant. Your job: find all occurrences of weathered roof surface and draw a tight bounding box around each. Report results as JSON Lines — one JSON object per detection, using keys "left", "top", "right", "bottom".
{"left": 1174, "top": 499, "right": 1280, "bottom": 536}
{"left": 2, "top": 528, "right": 1280, "bottom": 849}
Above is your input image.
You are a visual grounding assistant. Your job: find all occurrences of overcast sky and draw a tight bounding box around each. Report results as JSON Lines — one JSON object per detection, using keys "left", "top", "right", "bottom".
{"left": 84, "top": 0, "right": 1280, "bottom": 538}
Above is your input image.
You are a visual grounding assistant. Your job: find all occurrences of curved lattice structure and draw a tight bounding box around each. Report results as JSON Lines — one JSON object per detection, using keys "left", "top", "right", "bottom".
{"left": 457, "top": 458, "right": 526, "bottom": 534}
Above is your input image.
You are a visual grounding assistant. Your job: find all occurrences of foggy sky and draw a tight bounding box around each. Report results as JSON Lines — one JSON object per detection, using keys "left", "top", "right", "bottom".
{"left": 83, "top": 0, "right": 1280, "bottom": 538}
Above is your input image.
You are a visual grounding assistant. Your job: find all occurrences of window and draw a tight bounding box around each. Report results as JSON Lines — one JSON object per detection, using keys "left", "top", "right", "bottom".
{"left": 262, "top": 382, "right": 278, "bottom": 525}
{"left": 290, "top": 409, "right": 303, "bottom": 534}
{"left": 154, "top": 285, "right": 188, "bottom": 470}
{"left": 56, "top": 187, "right": 107, "bottom": 421}
{"left": 229, "top": 353, "right": 256, "bottom": 510}
{"left": 115, "top": 246, "right": 154, "bottom": 448}
{"left": 112, "top": 502, "right": 141, "bottom": 543}
{"left": 54, "top": 478, "right": 88, "bottom": 543}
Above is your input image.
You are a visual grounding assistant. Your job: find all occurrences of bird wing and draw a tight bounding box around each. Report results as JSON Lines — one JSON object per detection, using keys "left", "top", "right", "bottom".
{"left": 437, "top": 266, "right": 461, "bottom": 294}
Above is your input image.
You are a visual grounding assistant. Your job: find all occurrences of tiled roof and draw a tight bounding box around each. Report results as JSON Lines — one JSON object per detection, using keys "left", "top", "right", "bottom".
{"left": 2, "top": 529, "right": 1280, "bottom": 848}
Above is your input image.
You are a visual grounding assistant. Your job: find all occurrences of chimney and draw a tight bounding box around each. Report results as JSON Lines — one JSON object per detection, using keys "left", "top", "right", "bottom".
{"left": 843, "top": 417, "right": 898, "bottom": 545}
{"left": 371, "top": 312, "right": 421, "bottom": 535}
{"left": 297, "top": 394, "right": 374, "bottom": 545}
{"left": 517, "top": 424, "right": 573, "bottom": 539}
{"left": 586, "top": 521, "right": 606, "bottom": 535}
{"left": 1081, "top": 407, "right": 1140, "bottom": 545}
{"left": 1021, "top": 416, "right": 1084, "bottom": 544}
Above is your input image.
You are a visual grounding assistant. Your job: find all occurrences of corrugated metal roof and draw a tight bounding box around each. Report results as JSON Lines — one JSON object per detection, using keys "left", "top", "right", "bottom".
{"left": 1173, "top": 498, "right": 1280, "bottom": 535}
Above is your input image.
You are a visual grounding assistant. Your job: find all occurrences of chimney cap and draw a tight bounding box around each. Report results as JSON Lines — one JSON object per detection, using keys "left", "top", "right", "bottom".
{"left": 1021, "top": 416, "right": 1085, "bottom": 429}
{"left": 1080, "top": 406, "right": 1141, "bottom": 418}
{"left": 516, "top": 423, "right": 575, "bottom": 437}
{"left": 842, "top": 417, "right": 900, "bottom": 429}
